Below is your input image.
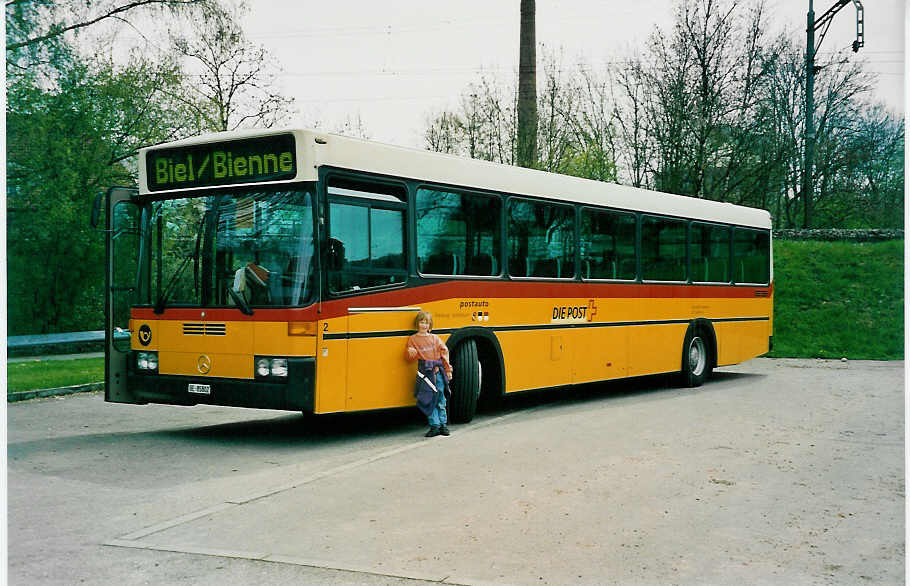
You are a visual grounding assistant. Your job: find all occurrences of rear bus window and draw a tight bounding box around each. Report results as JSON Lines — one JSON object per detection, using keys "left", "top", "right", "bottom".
{"left": 508, "top": 199, "right": 575, "bottom": 278}
{"left": 416, "top": 188, "right": 501, "bottom": 276}
{"left": 734, "top": 228, "right": 770, "bottom": 284}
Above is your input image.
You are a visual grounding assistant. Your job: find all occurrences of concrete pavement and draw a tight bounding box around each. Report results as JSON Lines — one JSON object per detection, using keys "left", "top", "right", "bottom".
{"left": 8, "top": 358, "right": 905, "bottom": 584}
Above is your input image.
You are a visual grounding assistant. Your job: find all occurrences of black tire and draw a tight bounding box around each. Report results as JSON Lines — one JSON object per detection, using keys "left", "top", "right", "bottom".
{"left": 448, "top": 339, "right": 480, "bottom": 423}
{"left": 681, "top": 327, "right": 713, "bottom": 387}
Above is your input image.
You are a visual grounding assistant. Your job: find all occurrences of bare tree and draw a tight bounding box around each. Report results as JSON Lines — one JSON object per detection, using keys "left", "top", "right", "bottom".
{"left": 5, "top": 0, "right": 213, "bottom": 51}
{"left": 642, "top": 17, "right": 695, "bottom": 196}
{"left": 537, "top": 51, "right": 577, "bottom": 173}
{"left": 170, "top": 1, "right": 294, "bottom": 132}
{"left": 423, "top": 73, "right": 516, "bottom": 164}
{"left": 424, "top": 110, "right": 462, "bottom": 154}
{"left": 762, "top": 32, "right": 876, "bottom": 227}
{"left": 636, "top": 0, "right": 774, "bottom": 200}
{"left": 610, "top": 57, "right": 651, "bottom": 188}
{"left": 423, "top": 51, "right": 619, "bottom": 182}
{"left": 569, "top": 62, "right": 618, "bottom": 183}
{"left": 333, "top": 113, "right": 371, "bottom": 140}
{"left": 421, "top": 0, "right": 900, "bottom": 230}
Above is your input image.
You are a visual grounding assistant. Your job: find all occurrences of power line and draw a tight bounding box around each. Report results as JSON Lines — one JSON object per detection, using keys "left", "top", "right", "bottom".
{"left": 245, "top": 15, "right": 511, "bottom": 41}
{"left": 294, "top": 95, "right": 454, "bottom": 104}
{"left": 270, "top": 58, "right": 903, "bottom": 79}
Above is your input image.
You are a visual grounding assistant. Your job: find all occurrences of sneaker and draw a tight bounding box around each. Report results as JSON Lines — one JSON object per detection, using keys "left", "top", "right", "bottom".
{"left": 439, "top": 425, "right": 451, "bottom": 436}
{"left": 425, "top": 426, "right": 441, "bottom": 437}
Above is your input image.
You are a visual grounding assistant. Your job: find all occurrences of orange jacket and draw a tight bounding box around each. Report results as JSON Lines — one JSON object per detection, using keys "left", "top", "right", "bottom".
{"left": 405, "top": 332, "right": 453, "bottom": 379}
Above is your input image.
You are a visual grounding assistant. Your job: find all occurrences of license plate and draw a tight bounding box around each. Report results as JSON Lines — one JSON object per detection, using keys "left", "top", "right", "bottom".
{"left": 188, "top": 383, "right": 211, "bottom": 395}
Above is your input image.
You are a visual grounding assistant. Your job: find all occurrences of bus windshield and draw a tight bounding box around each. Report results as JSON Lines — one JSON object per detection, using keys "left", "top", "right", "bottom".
{"left": 147, "top": 188, "right": 315, "bottom": 310}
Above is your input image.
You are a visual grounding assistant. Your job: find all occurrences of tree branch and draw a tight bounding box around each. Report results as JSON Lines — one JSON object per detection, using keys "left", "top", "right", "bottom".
{"left": 7, "top": 0, "right": 206, "bottom": 51}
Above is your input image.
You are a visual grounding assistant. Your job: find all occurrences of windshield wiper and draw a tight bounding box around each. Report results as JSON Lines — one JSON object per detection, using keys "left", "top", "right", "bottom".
{"left": 227, "top": 287, "right": 254, "bottom": 315}
{"left": 153, "top": 254, "right": 193, "bottom": 314}
{"left": 154, "top": 216, "right": 205, "bottom": 314}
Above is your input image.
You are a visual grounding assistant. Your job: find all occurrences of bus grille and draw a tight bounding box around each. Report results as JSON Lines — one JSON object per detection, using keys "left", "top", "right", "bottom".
{"left": 183, "top": 323, "right": 227, "bottom": 336}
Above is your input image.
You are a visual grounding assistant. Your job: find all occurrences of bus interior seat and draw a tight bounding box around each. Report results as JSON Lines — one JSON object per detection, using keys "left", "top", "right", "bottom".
{"left": 647, "top": 258, "right": 684, "bottom": 281}
{"left": 705, "top": 258, "right": 729, "bottom": 282}
{"left": 508, "top": 256, "right": 527, "bottom": 277}
{"left": 466, "top": 253, "right": 497, "bottom": 276}
{"left": 738, "top": 257, "right": 766, "bottom": 283}
{"left": 422, "top": 252, "right": 458, "bottom": 275}
{"left": 616, "top": 257, "right": 635, "bottom": 279}
{"left": 533, "top": 258, "right": 562, "bottom": 278}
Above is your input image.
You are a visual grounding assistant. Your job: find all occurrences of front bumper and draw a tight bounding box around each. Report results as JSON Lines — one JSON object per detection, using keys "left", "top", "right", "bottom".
{"left": 128, "top": 356, "right": 315, "bottom": 412}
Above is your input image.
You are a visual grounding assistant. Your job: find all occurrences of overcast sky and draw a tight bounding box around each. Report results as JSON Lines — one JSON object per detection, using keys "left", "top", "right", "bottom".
{"left": 242, "top": 0, "right": 904, "bottom": 148}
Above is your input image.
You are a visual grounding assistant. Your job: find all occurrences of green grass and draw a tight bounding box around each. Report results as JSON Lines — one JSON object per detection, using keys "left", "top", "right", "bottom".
{"left": 7, "top": 357, "right": 104, "bottom": 393}
{"left": 768, "top": 239, "right": 904, "bottom": 360}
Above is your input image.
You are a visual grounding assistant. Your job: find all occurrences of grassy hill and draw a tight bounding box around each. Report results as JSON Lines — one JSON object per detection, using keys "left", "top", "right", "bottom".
{"left": 768, "top": 239, "right": 904, "bottom": 360}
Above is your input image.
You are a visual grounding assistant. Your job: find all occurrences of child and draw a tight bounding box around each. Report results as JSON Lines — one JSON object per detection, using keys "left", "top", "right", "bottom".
{"left": 406, "top": 311, "right": 453, "bottom": 437}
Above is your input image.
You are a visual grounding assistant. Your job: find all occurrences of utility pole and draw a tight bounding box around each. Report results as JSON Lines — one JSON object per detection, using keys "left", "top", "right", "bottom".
{"left": 804, "top": 0, "right": 864, "bottom": 228}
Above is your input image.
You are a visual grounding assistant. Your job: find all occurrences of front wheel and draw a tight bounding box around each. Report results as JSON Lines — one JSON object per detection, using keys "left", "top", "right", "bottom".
{"left": 681, "top": 329, "right": 712, "bottom": 387}
{"left": 448, "top": 339, "right": 480, "bottom": 423}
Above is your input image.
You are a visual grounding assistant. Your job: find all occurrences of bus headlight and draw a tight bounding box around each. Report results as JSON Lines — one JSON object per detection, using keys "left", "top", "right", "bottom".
{"left": 256, "top": 357, "right": 271, "bottom": 378}
{"left": 255, "top": 356, "right": 289, "bottom": 379}
{"left": 136, "top": 351, "right": 158, "bottom": 372}
{"left": 270, "top": 358, "right": 288, "bottom": 378}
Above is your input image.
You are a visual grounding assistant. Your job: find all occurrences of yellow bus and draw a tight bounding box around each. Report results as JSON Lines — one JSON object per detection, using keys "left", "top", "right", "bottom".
{"left": 98, "top": 128, "right": 772, "bottom": 422}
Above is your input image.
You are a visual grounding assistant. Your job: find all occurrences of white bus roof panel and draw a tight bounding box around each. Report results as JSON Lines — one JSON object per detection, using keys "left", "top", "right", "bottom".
{"left": 139, "top": 128, "right": 771, "bottom": 229}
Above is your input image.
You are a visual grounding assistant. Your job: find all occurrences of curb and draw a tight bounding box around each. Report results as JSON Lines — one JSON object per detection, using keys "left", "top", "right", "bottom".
{"left": 8, "top": 382, "right": 104, "bottom": 403}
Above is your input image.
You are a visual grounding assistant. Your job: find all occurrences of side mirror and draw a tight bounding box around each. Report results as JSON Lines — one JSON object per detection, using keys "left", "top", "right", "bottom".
{"left": 112, "top": 326, "right": 132, "bottom": 353}
{"left": 90, "top": 191, "right": 104, "bottom": 228}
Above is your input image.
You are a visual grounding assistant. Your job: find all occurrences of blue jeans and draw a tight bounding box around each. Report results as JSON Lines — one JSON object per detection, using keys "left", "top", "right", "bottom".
{"left": 427, "top": 371, "right": 448, "bottom": 427}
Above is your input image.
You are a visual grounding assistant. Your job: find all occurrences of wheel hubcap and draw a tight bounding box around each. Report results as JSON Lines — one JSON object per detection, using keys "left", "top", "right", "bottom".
{"left": 689, "top": 337, "right": 706, "bottom": 376}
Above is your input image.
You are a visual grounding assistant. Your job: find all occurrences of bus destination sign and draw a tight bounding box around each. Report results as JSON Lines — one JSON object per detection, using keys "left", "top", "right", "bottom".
{"left": 146, "top": 134, "right": 297, "bottom": 192}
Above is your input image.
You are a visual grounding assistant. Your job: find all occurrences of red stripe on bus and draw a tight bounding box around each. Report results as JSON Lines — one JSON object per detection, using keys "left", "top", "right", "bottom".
{"left": 131, "top": 281, "right": 772, "bottom": 322}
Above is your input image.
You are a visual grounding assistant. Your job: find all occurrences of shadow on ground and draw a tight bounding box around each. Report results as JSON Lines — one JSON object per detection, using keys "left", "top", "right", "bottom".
{"left": 8, "top": 369, "right": 766, "bottom": 489}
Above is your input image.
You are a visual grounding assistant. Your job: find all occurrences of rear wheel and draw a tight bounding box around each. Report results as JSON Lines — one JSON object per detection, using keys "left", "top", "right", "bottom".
{"left": 681, "top": 328, "right": 712, "bottom": 387}
{"left": 448, "top": 339, "right": 480, "bottom": 423}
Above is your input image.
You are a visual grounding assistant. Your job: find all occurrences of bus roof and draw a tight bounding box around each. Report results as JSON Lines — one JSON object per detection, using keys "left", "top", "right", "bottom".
{"left": 139, "top": 128, "right": 772, "bottom": 229}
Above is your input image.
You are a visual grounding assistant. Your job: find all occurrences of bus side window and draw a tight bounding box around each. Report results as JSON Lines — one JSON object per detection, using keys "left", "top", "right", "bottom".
{"left": 581, "top": 208, "right": 636, "bottom": 280}
{"left": 734, "top": 228, "right": 770, "bottom": 284}
{"left": 508, "top": 198, "right": 575, "bottom": 279}
{"left": 641, "top": 215, "right": 687, "bottom": 282}
{"left": 327, "top": 194, "right": 406, "bottom": 293}
{"left": 416, "top": 187, "right": 501, "bottom": 277}
{"left": 691, "top": 223, "right": 730, "bottom": 283}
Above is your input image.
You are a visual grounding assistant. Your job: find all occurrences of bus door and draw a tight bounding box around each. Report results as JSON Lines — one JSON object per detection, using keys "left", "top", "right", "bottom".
{"left": 315, "top": 312, "right": 348, "bottom": 413}
{"left": 321, "top": 177, "right": 411, "bottom": 412}
{"left": 100, "top": 187, "right": 144, "bottom": 404}
{"left": 344, "top": 307, "right": 420, "bottom": 411}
